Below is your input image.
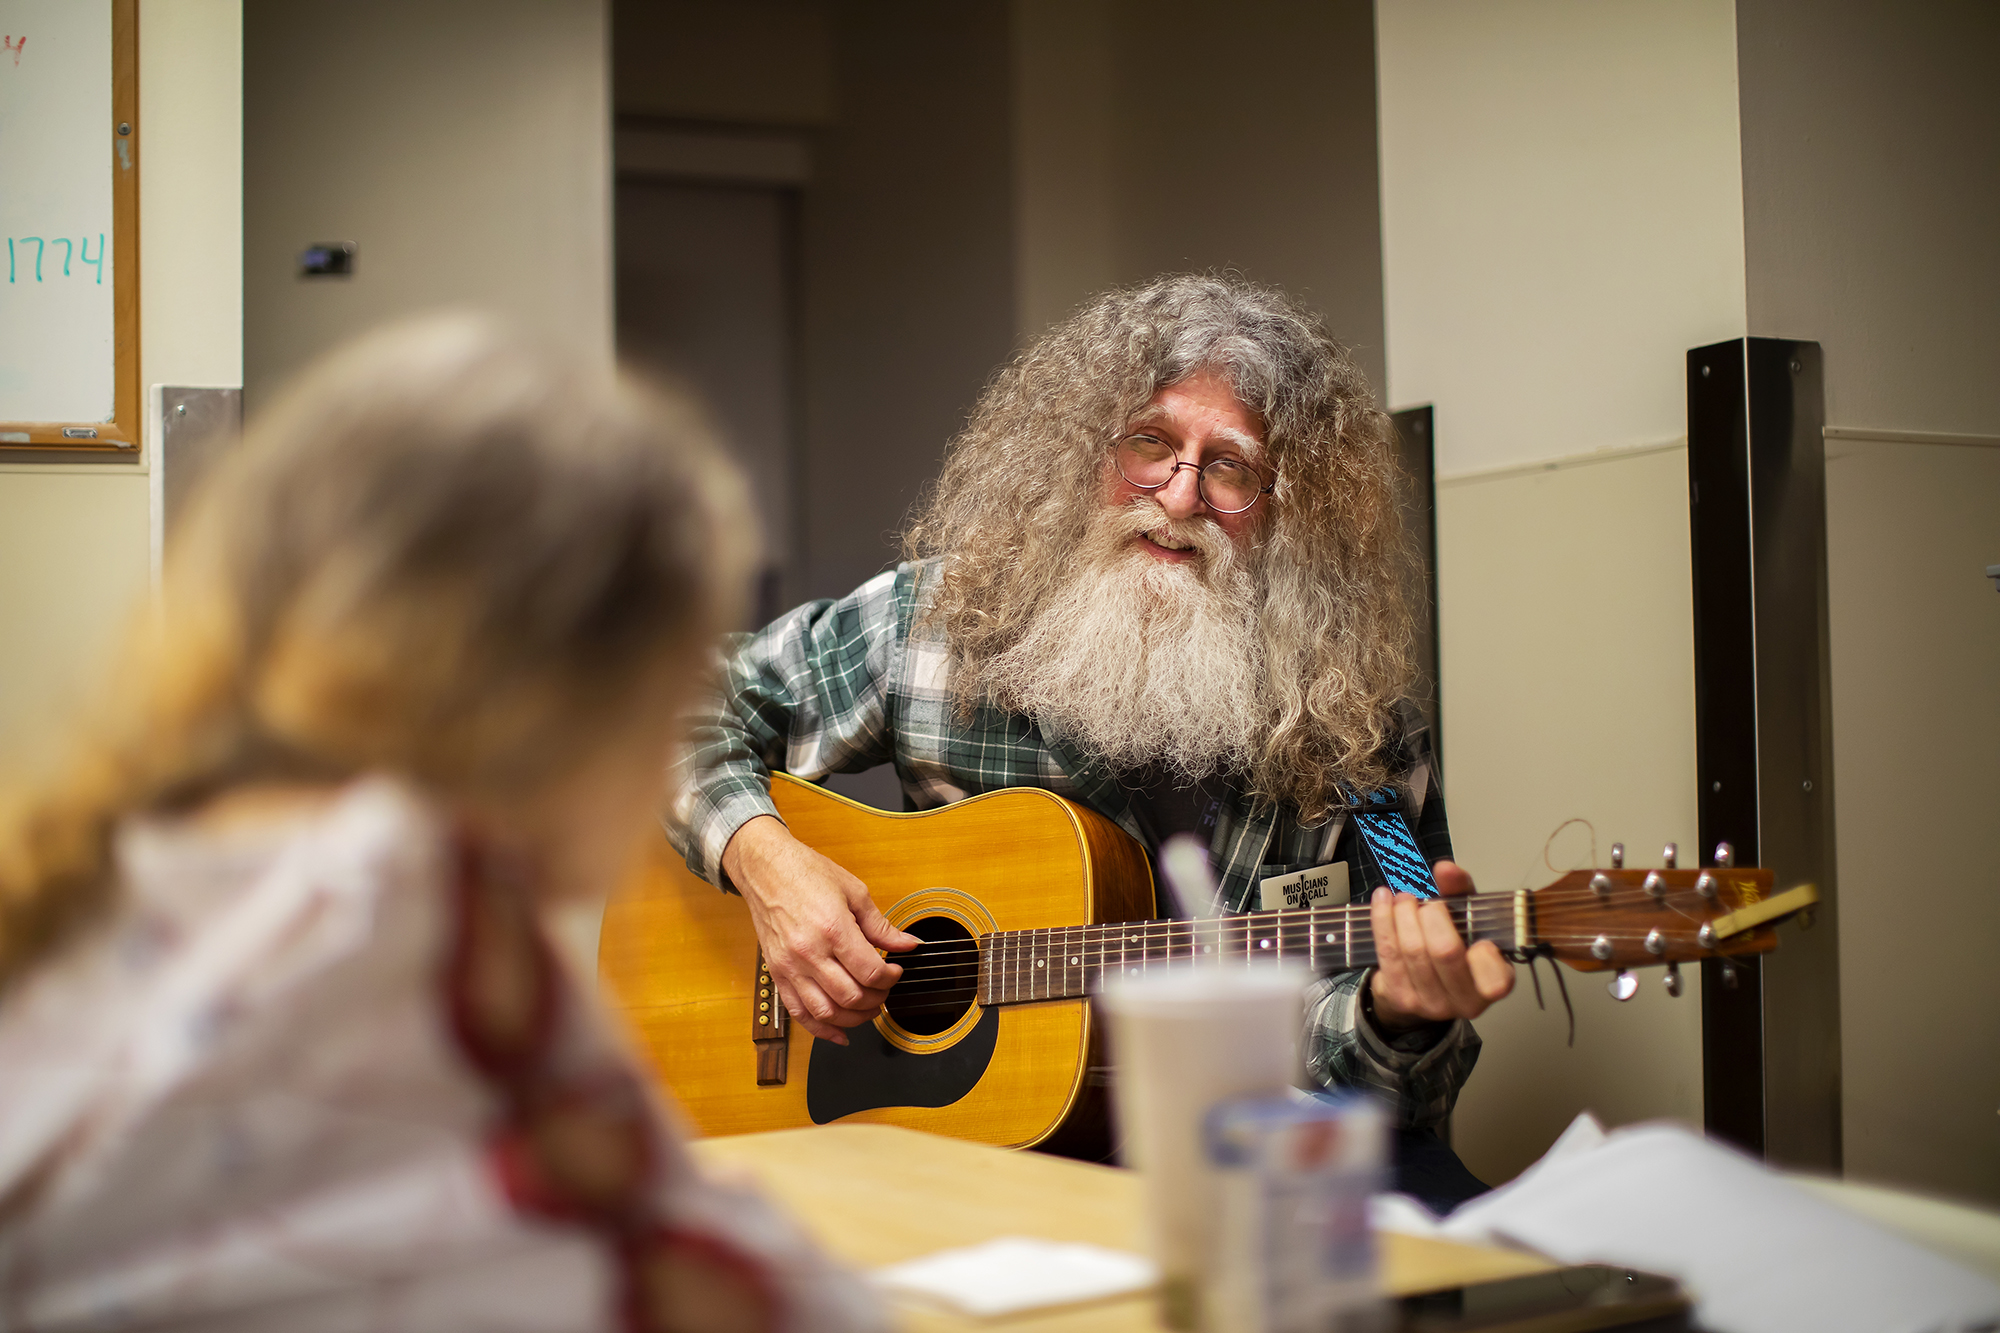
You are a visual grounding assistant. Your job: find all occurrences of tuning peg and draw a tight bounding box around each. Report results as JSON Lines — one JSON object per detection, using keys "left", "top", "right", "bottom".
{"left": 1609, "top": 970, "right": 1638, "bottom": 1001}
{"left": 1610, "top": 842, "right": 1625, "bottom": 870}
{"left": 1662, "top": 842, "right": 1678, "bottom": 869}
{"left": 1590, "top": 872, "right": 1612, "bottom": 897}
{"left": 1644, "top": 929, "right": 1667, "bottom": 955}
{"left": 1696, "top": 872, "right": 1719, "bottom": 899}
{"left": 1644, "top": 871, "right": 1667, "bottom": 901}
{"left": 1663, "top": 962, "right": 1683, "bottom": 997}
{"left": 1713, "top": 841, "right": 1734, "bottom": 867}
{"left": 1718, "top": 960, "right": 1739, "bottom": 989}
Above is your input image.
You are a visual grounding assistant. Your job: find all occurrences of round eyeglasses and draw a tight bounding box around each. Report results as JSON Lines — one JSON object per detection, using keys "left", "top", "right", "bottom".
{"left": 1112, "top": 433, "right": 1274, "bottom": 514}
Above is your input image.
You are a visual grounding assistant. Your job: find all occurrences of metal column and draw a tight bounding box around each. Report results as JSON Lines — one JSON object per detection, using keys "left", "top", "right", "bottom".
{"left": 1686, "top": 337, "right": 1842, "bottom": 1170}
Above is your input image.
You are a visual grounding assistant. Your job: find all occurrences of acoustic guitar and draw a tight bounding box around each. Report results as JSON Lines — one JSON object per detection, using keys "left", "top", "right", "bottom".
{"left": 599, "top": 773, "right": 1815, "bottom": 1152}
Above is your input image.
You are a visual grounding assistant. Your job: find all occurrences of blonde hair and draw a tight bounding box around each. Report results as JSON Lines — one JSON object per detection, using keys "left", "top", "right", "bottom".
{"left": 906, "top": 274, "right": 1417, "bottom": 819}
{"left": 0, "top": 314, "right": 753, "bottom": 990}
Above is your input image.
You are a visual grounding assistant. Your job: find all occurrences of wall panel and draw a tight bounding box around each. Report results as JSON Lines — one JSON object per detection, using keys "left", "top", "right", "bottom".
{"left": 1438, "top": 446, "right": 1702, "bottom": 1186}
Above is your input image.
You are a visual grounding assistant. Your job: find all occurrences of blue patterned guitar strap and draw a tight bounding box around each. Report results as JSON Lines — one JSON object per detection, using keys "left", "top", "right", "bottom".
{"left": 1350, "top": 787, "right": 1439, "bottom": 899}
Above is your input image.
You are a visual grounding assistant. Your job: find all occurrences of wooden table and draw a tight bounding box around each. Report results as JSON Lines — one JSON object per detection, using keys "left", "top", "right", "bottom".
{"left": 692, "top": 1124, "right": 1554, "bottom": 1331}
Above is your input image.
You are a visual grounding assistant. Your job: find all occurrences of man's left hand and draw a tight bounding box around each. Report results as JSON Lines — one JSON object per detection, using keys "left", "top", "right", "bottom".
{"left": 1367, "top": 860, "right": 1515, "bottom": 1032}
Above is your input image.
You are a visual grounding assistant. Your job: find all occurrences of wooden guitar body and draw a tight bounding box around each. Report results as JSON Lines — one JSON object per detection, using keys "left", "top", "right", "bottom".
{"left": 599, "top": 774, "right": 1155, "bottom": 1149}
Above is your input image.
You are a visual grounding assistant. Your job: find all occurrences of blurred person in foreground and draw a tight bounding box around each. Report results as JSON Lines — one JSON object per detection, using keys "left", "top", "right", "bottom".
{"left": 669, "top": 275, "right": 1514, "bottom": 1211}
{"left": 0, "top": 318, "right": 885, "bottom": 1332}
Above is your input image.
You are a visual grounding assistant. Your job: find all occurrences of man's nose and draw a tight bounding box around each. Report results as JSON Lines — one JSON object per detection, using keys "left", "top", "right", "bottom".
{"left": 1156, "top": 464, "right": 1205, "bottom": 518}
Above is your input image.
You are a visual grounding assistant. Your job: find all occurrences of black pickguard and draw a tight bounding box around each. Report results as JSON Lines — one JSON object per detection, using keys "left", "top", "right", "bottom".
{"left": 805, "top": 1005, "right": 1000, "bottom": 1124}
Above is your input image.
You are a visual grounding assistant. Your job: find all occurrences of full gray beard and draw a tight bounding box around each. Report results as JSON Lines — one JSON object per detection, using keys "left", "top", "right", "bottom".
{"left": 980, "top": 499, "right": 1265, "bottom": 780}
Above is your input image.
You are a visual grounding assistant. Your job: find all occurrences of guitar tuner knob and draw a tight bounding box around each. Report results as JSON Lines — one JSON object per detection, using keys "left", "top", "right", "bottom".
{"left": 1644, "top": 928, "right": 1667, "bottom": 956}
{"left": 1590, "top": 872, "right": 1613, "bottom": 897}
{"left": 1610, "top": 843, "right": 1625, "bottom": 869}
{"left": 1609, "top": 970, "right": 1639, "bottom": 1002}
{"left": 1713, "top": 841, "right": 1735, "bottom": 868}
{"left": 1696, "top": 872, "right": 1719, "bottom": 900}
{"left": 1662, "top": 842, "right": 1678, "bottom": 869}
{"left": 1697, "top": 922, "right": 1717, "bottom": 949}
{"left": 1590, "top": 935, "right": 1613, "bottom": 961}
{"left": 1664, "top": 962, "right": 1683, "bottom": 997}
{"left": 1643, "top": 871, "right": 1667, "bottom": 900}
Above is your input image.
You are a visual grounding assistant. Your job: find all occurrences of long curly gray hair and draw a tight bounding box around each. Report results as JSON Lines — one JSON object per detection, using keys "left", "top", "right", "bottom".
{"left": 904, "top": 274, "right": 1418, "bottom": 819}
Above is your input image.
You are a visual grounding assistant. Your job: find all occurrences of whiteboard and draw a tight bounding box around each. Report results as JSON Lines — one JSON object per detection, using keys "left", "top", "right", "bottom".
{"left": 0, "top": 1, "right": 116, "bottom": 425}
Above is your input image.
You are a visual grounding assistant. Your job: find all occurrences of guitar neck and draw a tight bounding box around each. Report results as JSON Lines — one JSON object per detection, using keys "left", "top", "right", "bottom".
{"left": 974, "top": 897, "right": 1522, "bottom": 1007}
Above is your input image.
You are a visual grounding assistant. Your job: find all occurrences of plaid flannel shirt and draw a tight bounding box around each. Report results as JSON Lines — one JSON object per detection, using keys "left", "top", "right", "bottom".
{"left": 667, "top": 559, "right": 1482, "bottom": 1129}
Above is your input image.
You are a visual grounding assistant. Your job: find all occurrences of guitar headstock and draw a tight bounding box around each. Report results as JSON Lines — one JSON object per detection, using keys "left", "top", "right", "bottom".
{"left": 1526, "top": 841, "right": 1807, "bottom": 975}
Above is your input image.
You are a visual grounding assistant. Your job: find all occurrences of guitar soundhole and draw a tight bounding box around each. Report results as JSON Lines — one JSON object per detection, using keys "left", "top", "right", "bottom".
{"left": 885, "top": 915, "right": 978, "bottom": 1036}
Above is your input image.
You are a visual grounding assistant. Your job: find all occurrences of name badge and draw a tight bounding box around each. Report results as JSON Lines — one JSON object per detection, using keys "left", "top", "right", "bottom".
{"left": 1258, "top": 861, "right": 1349, "bottom": 912}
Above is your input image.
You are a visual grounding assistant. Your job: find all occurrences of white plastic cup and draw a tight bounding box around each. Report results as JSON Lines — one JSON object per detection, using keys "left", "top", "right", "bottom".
{"left": 1098, "top": 966, "right": 1310, "bottom": 1330}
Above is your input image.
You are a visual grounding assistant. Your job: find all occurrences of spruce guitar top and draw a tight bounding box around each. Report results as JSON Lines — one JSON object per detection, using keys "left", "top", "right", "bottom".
{"left": 599, "top": 773, "right": 1813, "bottom": 1150}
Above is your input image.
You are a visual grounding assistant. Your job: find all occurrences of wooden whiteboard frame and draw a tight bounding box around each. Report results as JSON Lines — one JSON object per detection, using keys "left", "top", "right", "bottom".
{"left": 0, "top": 0, "right": 139, "bottom": 457}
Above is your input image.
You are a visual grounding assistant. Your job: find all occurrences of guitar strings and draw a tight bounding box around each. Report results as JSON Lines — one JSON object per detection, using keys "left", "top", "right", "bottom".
{"left": 884, "top": 924, "right": 1728, "bottom": 976}
{"left": 883, "top": 947, "right": 1756, "bottom": 1019}
{"left": 767, "top": 882, "right": 1761, "bottom": 1023}
{"left": 889, "top": 931, "right": 1726, "bottom": 990}
{"left": 881, "top": 941, "right": 1739, "bottom": 1004}
{"left": 884, "top": 924, "right": 1725, "bottom": 980}
{"left": 875, "top": 884, "right": 1736, "bottom": 975}
{"left": 886, "top": 923, "right": 1714, "bottom": 984}
{"left": 843, "top": 947, "right": 1756, "bottom": 1020}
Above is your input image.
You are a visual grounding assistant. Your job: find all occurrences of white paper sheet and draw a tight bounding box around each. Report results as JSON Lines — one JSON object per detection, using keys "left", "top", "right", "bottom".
{"left": 1380, "top": 1115, "right": 2000, "bottom": 1333}
{"left": 873, "top": 1236, "right": 1159, "bottom": 1317}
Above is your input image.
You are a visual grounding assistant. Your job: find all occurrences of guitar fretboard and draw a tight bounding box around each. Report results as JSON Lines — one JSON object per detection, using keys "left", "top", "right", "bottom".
{"left": 973, "top": 898, "right": 1521, "bottom": 1007}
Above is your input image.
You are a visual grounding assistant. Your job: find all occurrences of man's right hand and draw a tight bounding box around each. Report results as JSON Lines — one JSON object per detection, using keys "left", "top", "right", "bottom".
{"left": 719, "top": 814, "right": 921, "bottom": 1045}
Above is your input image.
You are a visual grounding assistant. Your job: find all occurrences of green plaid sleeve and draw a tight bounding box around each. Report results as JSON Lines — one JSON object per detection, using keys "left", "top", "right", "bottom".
{"left": 1302, "top": 971, "right": 1482, "bottom": 1129}
{"left": 666, "top": 569, "right": 903, "bottom": 887}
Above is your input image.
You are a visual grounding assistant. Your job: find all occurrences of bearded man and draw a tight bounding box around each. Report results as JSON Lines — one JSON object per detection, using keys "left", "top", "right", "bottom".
{"left": 668, "top": 275, "right": 1515, "bottom": 1208}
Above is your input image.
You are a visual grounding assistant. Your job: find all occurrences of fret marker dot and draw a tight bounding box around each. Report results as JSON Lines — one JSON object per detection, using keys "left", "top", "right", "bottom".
{"left": 1070, "top": 957, "right": 1079, "bottom": 965}
{"left": 1325, "top": 933, "right": 1337, "bottom": 944}
{"left": 1259, "top": 939, "right": 1272, "bottom": 949}
{"left": 1202, "top": 945, "right": 1212, "bottom": 954}
{"left": 1035, "top": 959, "right": 1044, "bottom": 968}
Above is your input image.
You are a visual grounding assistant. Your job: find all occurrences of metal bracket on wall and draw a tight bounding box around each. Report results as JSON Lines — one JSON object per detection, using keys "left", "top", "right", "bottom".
{"left": 1686, "top": 338, "right": 1842, "bottom": 1171}
{"left": 1391, "top": 405, "right": 1442, "bottom": 774}
{"left": 149, "top": 385, "right": 244, "bottom": 579}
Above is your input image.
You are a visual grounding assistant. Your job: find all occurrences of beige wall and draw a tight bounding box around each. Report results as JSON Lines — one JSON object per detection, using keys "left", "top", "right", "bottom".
{"left": 0, "top": 0, "right": 241, "bottom": 774}
{"left": 1436, "top": 446, "right": 1702, "bottom": 1184}
{"left": 1009, "top": 0, "right": 1115, "bottom": 340}
{"left": 796, "top": 1, "right": 1018, "bottom": 603}
{"left": 1822, "top": 437, "right": 2000, "bottom": 1203}
{"left": 1012, "top": 0, "right": 1389, "bottom": 393}
{"left": 1737, "top": 0, "right": 2000, "bottom": 436}
{"left": 1375, "top": 0, "right": 1748, "bottom": 1182}
{"left": 1737, "top": 0, "right": 2000, "bottom": 1202}
{"left": 1377, "top": 0, "right": 1746, "bottom": 475}
{"left": 243, "top": 0, "right": 612, "bottom": 408}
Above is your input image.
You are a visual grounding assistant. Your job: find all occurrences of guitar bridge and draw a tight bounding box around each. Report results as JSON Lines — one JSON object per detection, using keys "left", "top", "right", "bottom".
{"left": 752, "top": 951, "right": 789, "bottom": 1085}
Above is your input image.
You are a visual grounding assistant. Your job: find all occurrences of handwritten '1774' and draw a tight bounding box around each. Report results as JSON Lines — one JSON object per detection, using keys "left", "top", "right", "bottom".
{"left": 9, "top": 237, "right": 107, "bottom": 284}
